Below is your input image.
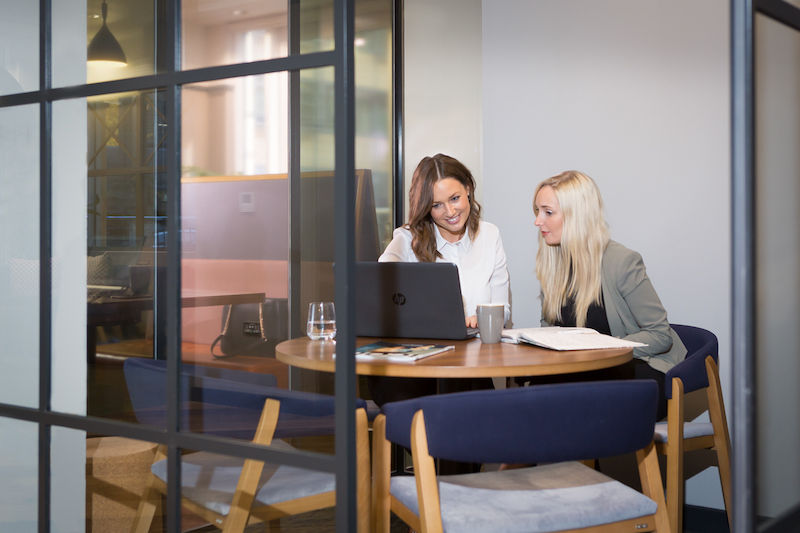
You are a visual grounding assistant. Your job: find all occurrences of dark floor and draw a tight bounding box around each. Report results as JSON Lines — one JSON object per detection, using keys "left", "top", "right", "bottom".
{"left": 684, "top": 505, "right": 731, "bottom": 533}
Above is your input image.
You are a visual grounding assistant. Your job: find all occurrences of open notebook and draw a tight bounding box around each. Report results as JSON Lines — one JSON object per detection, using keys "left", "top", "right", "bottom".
{"left": 501, "top": 327, "right": 646, "bottom": 351}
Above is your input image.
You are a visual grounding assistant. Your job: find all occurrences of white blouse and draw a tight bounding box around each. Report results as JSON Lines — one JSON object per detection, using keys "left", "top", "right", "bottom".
{"left": 379, "top": 220, "right": 511, "bottom": 324}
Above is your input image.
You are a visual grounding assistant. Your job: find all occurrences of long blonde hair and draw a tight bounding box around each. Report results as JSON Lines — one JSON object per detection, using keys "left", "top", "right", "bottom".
{"left": 407, "top": 154, "right": 481, "bottom": 262}
{"left": 534, "top": 171, "right": 609, "bottom": 326}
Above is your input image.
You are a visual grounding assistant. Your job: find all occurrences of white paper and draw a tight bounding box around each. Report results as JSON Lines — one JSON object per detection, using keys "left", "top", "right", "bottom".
{"left": 501, "top": 327, "right": 646, "bottom": 351}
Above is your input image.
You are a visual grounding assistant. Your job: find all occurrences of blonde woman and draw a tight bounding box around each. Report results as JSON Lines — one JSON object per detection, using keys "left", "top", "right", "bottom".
{"left": 532, "top": 170, "right": 685, "bottom": 419}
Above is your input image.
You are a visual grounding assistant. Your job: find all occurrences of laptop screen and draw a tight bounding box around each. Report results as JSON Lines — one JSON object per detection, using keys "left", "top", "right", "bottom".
{"left": 354, "top": 262, "right": 475, "bottom": 340}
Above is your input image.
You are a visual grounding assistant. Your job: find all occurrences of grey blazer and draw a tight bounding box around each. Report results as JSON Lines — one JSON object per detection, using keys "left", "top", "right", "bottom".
{"left": 600, "top": 241, "right": 686, "bottom": 373}
{"left": 540, "top": 240, "right": 686, "bottom": 373}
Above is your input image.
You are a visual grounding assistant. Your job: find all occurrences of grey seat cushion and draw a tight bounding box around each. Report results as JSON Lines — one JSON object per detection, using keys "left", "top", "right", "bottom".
{"left": 151, "top": 440, "right": 334, "bottom": 517}
{"left": 391, "top": 461, "right": 657, "bottom": 533}
{"left": 653, "top": 421, "right": 714, "bottom": 442}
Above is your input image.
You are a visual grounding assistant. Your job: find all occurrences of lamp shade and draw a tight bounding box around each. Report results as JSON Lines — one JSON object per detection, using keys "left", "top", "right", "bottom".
{"left": 87, "top": 1, "right": 126, "bottom": 66}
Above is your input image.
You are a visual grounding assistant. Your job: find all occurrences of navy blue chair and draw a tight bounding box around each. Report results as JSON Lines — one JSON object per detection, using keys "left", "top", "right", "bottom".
{"left": 372, "top": 380, "right": 669, "bottom": 533}
{"left": 656, "top": 325, "right": 731, "bottom": 533}
{"left": 123, "top": 358, "right": 370, "bottom": 533}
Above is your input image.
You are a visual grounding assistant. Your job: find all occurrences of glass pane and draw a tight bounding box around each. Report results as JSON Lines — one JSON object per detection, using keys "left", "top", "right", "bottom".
{"left": 181, "top": 0, "right": 341, "bottom": 69}
{"left": 0, "top": 104, "right": 39, "bottom": 408}
{"left": 0, "top": 418, "right": 38, "bottom": 531}
{"left": 181, "top": 72, "right": 292, "bottom": 436}
{"left": 52, "top": 99, "right": 89, "bottom": 415}
{"left": 51, "top": 427, "right": 87, "bottom": 532}
{"left": 0, "top": 1, "right": 38, "bottom": 94}
{"left": 86, "top": 90, "right": 167, "bottom": 421}
{"left": 300, "top": 0, "right": 334, "bottom": 54}
{"left": 54, "top": 428, "right": 166, "bottom": 532}
{"left": 293, "top": 66, "right": 335, "bottom": 399}
{"left": 293, "top": 0, "right": 395, "bottom": 413}
{"left": 182, "top": 0, "right": 289, "bottom": 70}
{"left": 51, "top": 0, "right": 87, "bottom": 88}
{"left": 755, "top": 13, "right": 800, "bottom": 522}
{"left": 354, "top": 0, "right": 394, "bottom": 250}
{"left": 78, "top": 0, "right": 159, "bottom": 85}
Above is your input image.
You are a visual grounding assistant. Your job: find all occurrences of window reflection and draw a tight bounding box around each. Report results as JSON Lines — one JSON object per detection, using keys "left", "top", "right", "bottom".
{"left": 85, "top": 0, "right": 158, "bottom": 84}
{"left": 181, "top": 72, "right": 291, "bottom": 412}
{"left": 87, "top": 90, "right": 166, "bottom": 420}
{"left": 182, "top": 0, "right": 289, "bottom": 70}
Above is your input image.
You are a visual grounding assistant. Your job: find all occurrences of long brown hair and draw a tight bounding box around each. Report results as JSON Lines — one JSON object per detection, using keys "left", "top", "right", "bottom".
{"left": 407, "top": 154, "right": 482, "bottom": 262}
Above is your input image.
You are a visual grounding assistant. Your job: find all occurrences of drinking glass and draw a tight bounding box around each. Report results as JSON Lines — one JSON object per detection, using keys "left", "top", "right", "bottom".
{"left": 307, "top": 302, "right": 337, "bottom": 340}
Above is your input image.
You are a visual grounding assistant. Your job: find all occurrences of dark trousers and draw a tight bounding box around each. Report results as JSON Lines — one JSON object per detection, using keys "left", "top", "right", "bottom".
{"left": 367, "top": 375, "right": 494, "bottom": 407}
{"left": 367, "top": 375, "right": 494, "bottom": 475}
{"left": 516, "top": 358, "right": 667, "bottom": 421}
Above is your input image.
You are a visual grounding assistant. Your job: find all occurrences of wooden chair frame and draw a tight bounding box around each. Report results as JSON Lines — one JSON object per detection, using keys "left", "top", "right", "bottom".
{"left": 656, "top": 355, "right": 732, "bottom": 533}
{"left": 372, "top": 410, "right": 670, "bottom": 533}
{"left": 131, "top": 400, "right": 370, "bottom": 533}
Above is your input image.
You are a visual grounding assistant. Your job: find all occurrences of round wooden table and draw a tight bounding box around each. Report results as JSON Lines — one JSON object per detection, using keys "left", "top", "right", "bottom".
{"left": 275, "top": 337, "right": 632, "bottom": 378}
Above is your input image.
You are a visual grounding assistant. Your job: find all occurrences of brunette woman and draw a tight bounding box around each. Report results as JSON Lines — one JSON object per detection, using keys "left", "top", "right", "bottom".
{"left": 369, "top": 153, "right": 510, "bottom": 406}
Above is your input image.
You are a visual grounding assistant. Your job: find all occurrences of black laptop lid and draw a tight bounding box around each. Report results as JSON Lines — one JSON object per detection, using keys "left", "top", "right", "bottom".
{"left": 355, "top": 262, "right": 473, "bottom": 340}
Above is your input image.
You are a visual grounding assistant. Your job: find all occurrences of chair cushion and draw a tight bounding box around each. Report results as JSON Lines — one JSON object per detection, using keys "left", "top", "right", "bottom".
{"left": 653, "top": 421, "right": 714, "bottom": 442}
{"left": 151, "top": 440, "right": 334, "bottom": 517}
{"left": 390, "top": 461, "right": 657, "bottom": 533}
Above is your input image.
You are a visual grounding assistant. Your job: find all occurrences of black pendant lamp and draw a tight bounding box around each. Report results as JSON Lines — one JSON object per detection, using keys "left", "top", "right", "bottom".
{"left": 87, "top": 0, "right": 127, "bottom": 66}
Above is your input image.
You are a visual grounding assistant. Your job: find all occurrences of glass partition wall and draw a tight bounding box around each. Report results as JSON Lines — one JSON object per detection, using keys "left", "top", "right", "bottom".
{"left": 0, "top": 0, "right": 394, "bottom": 531}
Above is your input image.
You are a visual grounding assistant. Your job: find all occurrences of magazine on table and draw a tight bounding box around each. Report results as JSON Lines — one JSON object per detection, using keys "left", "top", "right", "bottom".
{"left": 354, "top": 341, "right": 454, "bottom": 362}
{"left": 501, "top": 327, "right": 647, "bottom": 351}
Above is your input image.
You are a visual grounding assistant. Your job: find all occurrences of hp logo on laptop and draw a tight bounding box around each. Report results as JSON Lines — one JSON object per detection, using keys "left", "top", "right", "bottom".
{"left": 391, "top": 292, "right": 406, "bottom": 305}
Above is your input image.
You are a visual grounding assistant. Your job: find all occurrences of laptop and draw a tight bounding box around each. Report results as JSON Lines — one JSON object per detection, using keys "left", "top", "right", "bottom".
{"left": 355, "top": 262, "right": 479, "bottom": 340}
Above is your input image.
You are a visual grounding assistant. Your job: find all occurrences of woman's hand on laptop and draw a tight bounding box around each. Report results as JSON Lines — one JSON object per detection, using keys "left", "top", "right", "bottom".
{"left": 466, "top": 315, "right": 477, "bottom": 329}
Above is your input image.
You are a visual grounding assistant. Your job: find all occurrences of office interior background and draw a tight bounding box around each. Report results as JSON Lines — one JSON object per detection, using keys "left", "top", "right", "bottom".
{"left": 0, "top": 0, "right": 798, "bottom": 531}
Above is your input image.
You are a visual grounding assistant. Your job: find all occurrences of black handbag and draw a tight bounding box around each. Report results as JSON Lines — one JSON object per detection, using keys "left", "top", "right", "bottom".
{"left": 210, "top": 298, "right": 288, "bottom": 358}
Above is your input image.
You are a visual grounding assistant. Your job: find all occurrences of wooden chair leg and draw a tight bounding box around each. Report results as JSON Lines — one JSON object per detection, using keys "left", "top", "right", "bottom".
{"left": 130, "top": 445, "right": 167, "bottom": 533}
{"left": 371, "top": 415, "right": 391, "bottom": 533}
{"left": 665, "top": 378, "right": 685, "bottom": 533}
{"left": 637, "top": 442, "right": 671, "bottom": 533}
{"left": 223, "top": 398, "right": 280, "bottom": 533}
{"left": 706, "top": 356, "right": 733, "bottom": 528}
{"left": 355, "top": 408, "right": 371, "bottom": 533}
{"left": 410, "top": 411, "right": 444, "bottom": 533}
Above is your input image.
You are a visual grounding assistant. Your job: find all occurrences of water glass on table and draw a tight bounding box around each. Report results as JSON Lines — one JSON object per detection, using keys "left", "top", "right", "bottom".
{"left": 307, "top": 302, "right": 337, "bottom": 341}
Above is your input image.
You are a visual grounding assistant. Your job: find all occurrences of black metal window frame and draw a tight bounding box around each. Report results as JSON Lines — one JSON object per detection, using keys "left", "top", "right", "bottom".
{"left": 732, "top": 1, "right": 800, "bottom": 532}
{"left": 0, "top": 0, "right": 376, "bottom": 532}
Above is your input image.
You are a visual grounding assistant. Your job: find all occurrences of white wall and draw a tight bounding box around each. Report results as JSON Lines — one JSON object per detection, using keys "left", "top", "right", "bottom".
{"left": 403, "top": 0, "right": 483, "bottom": 216}
{"left": 483, "top": 0, "right": 731, "bottom": 511}
{"left": 755, "top": 13, "right": 800, "bottom": 518}
{"left": 406, "top": 0, "right": 733, "bottom": 511}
